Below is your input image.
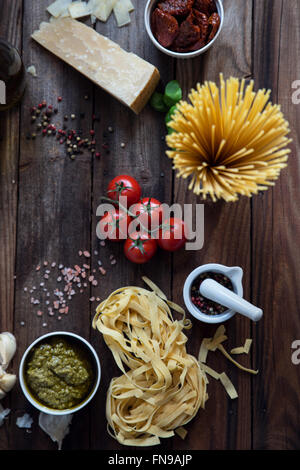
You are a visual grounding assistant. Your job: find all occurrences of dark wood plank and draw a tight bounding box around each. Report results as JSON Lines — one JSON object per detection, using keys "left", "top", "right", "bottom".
{"left": 172, "top": 0, "right": 253, "bottom": 450}
{"left": 0, "top": 0, "right": 23, "bottom": 451}
{"left": 252, "top": 0, "right": 300, "bottom": 450}
{"left": 89, "top": 6, "right": 175, "bottom": 450}
{"left": 7, "top": 3, "right": 95, "bottom": 450}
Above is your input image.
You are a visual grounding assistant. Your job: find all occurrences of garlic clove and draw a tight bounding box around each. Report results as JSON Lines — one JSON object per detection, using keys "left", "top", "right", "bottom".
{"left": 0, "top": 332, "right": 17, "bottom": 370}
{"left": 0, "top": 388, "right": 6, "bottom": 400}
{"left": 0, "top": 372, "right": 16, "bottom": 393}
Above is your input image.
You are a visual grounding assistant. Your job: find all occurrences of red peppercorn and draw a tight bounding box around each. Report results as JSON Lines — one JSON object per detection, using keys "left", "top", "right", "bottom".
{"left": 57, "top": 96, "right": 62, "bottom": 102}
{"left": 89, "top": 130, "right": 95, "bottom": 136}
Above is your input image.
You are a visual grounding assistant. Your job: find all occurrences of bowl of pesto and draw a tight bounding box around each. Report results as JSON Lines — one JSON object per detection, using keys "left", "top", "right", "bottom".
{"left": 19, "top": 331, "right": 101, "bottom": 415}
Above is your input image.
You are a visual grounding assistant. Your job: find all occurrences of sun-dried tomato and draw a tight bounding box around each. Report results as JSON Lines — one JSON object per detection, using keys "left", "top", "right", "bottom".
{"left": 192, "top": 9, "right": 209, "bottom": 43}
{"left": 194, "top": 0, "right": 217, "bottom": 16}
{"left": 151, "top": 8, "right": 179, "bottom": 48}
{"left": 171, "top": 11, "right": 201, "bottom": 50}
{"left": 158, "top": 0, "right": 194, "bottom": 17}
{"left": 207, "top": 12, "right": 220, "bottom": 42}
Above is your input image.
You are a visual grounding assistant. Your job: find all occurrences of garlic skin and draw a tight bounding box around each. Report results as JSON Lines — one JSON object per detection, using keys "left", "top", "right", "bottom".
{"left": 0, "top": 403, "right": 10, "bottom": 426}
{"left": 39, "top": 412, "right": 73, "bottom": 450}
{"left": 0, "top": 332, "right": 17, "bottom": 370}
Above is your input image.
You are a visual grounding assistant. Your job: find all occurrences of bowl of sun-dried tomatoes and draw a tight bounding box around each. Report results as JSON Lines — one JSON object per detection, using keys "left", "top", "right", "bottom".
{"left": 145, "top": 0, "right": 224, "bottom": 58}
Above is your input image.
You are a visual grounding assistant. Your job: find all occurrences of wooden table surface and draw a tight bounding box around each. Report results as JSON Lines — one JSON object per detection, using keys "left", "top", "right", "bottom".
{"left": 0, "top": 0, "right": 300, "bottom": 451}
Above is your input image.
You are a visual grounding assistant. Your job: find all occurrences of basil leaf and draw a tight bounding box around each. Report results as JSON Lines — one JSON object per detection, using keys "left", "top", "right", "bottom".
{"left": 150, "top": 92, "right": 169, "bottom": 112}
{"left": 163, "top": 80, "right": 182, "bottom": 107}
{"left": 165, "top": 105, "right": 177, "bottom": 134}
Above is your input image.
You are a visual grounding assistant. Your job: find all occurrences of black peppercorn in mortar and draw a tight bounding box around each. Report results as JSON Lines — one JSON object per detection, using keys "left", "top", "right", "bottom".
{"left": 190, "top": 271, "right": 234, "bottom": 315}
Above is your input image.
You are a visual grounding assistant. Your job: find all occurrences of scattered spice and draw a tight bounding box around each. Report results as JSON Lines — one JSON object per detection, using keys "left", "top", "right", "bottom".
{"left": 23, "top": 246, "right": 116, "bottom": 321}
{"left": 28, "top": 97, "right": 101, "bottom": 160}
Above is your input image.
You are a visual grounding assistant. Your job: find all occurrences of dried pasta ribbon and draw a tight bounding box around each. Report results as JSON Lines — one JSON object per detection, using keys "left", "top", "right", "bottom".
{"left": 198, "top": 325, "right": 258, "bottom": 399}
{"left": 93, "top": 281, "right": 207, "bottom": 446}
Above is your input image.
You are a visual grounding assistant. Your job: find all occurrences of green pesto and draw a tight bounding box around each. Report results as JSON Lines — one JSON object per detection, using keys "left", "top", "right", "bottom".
{"left": 25, "top": 338, "right": 94, "bottom": 410}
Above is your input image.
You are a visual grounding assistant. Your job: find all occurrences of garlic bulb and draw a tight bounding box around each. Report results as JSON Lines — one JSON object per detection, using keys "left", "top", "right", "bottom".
{"left": 0, "top": 367, "right": 17, "bottom": 393}
{"left": 0, "top": 332, "right": 17, "bottom": 399}
{"left": 0, "top": 332, "right": 16, "bottom": 370}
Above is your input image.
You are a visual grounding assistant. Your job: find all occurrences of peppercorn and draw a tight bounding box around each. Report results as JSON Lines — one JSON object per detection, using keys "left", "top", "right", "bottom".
{"left": 190, "top": 271, "right": 234, "bottom": 316}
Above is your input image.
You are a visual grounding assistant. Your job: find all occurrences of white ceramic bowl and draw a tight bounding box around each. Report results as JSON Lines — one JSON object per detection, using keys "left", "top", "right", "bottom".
{"left": 19, "top": 331, "right": 101, "bottom": 416}
{"left": 144, "top": 0, "right": 224, "bottom": 59}
{"left": 183, "top": 263, "right": 243, "bottom": 324}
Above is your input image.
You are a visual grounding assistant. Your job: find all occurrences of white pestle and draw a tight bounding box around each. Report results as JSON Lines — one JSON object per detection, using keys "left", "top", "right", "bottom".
{"left": 199, "top": 278, "right": 263, "bottom": 322}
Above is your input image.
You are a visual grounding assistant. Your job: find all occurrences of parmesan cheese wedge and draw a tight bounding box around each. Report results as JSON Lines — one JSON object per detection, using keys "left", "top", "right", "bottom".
{"left": 31, "top": 18, "right": 160, "bottom": 114}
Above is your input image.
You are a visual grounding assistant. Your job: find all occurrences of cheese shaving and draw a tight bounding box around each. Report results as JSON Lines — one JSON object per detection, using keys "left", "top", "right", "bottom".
{"left": 113, "top": 0, "right": 131, "bottom": 27}
{"left": 93, "top": 283, "right": 207, "bottom": 446}
{"left": 47, "top": 0, "right": 72, "bottom": 17}
{"left": 68, "top": 1, "right": 92, "bottom": 18}
{"left": 93, "top": 0, "right": 116, "bottom": 21}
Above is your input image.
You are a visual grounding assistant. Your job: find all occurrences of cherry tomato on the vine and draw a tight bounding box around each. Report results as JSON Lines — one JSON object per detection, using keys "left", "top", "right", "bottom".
{"left": 124, "top": 231, "right": 157, "bottom": 264}
{"left": 98, "top": 209, "right": 132, "bottom": 242}
{"left": 107, "top": 175, "right": 141, "bottom": 209}
{"left": 131, "top": 197, "right": 164, "bottom": 234}
{"left": 158, "top": 217, "right": 188, "bottom": 252}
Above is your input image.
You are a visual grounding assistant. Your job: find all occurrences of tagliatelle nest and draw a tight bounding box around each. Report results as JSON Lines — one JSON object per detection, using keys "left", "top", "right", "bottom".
{"left": 92, "top": 278, "right": 207, "bottom": 447}
{"left": 166, "top": 75, "right": 292, "bottom": 202}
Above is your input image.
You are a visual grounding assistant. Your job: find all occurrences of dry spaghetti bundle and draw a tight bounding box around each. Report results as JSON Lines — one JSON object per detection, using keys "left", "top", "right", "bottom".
{"left": 92, "top": 281, "right": 207, "bottom": 446}
{"left": 166, "top": 75, "right": 292, "bottom": 202}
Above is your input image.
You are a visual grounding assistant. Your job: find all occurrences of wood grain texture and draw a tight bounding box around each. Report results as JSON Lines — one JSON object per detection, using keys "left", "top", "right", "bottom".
{"left": 7, "top": 1, "right": 95, "bottom": 450}
{"left": 89, "top": 7, "right": 174, "bottom": 451}
{"left": 0, "top": 0, "right": 299, "bottom": 451}
{"left": 252, "top": 0, "right": 300, "bottom": 450}
{"left": 172, "top": 0, "right": 253, "bottom": 450}
{"left": 0, "top": 0, "right": 23, "bottom": 452}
